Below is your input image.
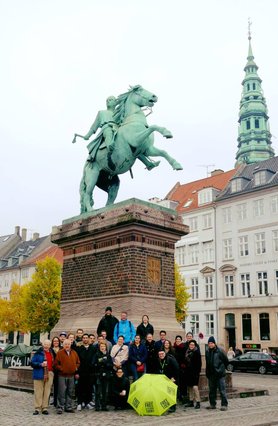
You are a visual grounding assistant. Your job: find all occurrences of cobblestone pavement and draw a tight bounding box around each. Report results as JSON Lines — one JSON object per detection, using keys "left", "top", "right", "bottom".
{"left": 1, "top": 372, "right": 278, "bottom": 426}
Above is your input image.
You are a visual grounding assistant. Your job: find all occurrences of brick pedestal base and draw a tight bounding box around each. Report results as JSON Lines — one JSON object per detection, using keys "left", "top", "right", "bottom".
{"left": 51, "top": 198, "right": 188, "bottom": 340}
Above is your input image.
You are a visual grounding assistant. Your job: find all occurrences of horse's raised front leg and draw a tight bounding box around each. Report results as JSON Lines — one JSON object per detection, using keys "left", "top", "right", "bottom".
{"left": 144, "top": 145, "right": 183, "bottom": 170}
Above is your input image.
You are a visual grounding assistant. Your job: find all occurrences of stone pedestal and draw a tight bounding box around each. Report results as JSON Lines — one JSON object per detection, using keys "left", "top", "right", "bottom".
{"left": 51, "top": 198, "right": 188, "bottom": 340}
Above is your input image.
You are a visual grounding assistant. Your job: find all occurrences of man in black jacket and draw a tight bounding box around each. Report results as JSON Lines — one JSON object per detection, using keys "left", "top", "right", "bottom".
{"left": 111, "top": 368, "right": 130, "bottom": 410}
{"left": 97, "top": 307, "right": 119, "bottom": 344}
{"left": 154, "top": 350, "right": 179, "bottom": 413}
{"left": 205, "top": 336, "right": 229, "bottom": 411}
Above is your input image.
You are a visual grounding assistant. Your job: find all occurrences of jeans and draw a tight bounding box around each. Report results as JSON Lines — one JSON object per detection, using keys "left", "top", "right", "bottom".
{"left": 208, "top": 376, "right": 228, "bottom": 407}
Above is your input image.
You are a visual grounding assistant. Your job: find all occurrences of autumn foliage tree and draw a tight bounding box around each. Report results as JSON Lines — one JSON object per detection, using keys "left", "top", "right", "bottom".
{"left": 0, "top": 283, "right": 28, "bottom": 341}
{"left": 23, "top": 257, "right": 62, "bottom": 334}
{"left": 175, "top": 263, "right": 191, "bottom": 323}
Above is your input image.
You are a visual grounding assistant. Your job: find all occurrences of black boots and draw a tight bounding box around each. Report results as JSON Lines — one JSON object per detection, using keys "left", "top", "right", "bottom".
{"left": 195, "top": 402, "right": 201, "bottom": 409}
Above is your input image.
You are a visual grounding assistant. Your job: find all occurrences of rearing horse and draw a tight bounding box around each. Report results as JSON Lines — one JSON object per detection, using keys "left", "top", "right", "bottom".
{"left": 79, "top": 85, "right": 182, "bottom": 213}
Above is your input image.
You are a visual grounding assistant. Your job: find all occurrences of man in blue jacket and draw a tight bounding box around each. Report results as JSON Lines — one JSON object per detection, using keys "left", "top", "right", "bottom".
{"left": 113, "top": 311, "right": 136, "bottom": 346}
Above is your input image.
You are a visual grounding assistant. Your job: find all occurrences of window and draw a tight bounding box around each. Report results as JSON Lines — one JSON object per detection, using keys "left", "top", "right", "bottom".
{"left": 205, "top": 275, "right": 214, "bottom": 299}
{"left": 176, "top": 246, "right": 186, "bottom": 266}
{"left": 254, "top": 171, "right": 266, "bottom": 186}
{"left": 253, "top": 83, "right": 256, "bottom": 90}
{"left": 242, "top": 314, "right": 252, "bottom": 340}
{"left": 190, "top": 314, "right": 199, "bottom": 335}
{"left": 205, "top": 314, "right": 214, "bottom": 335}
{"left": 222, "top": 207, "right": 232, "bottom": 224}
{"left": 191, "top": 277, "right": 199, "bottom": 300}
{"left": 198, "top": 189, "right": 212, "bottom": 206}
{"left": 225, "top": 275, "right": 234, "bottom": 297}
{"left": 202, "top": 213, "right": 212, "bottom": 229}
{"left": 223, "top": 238, "right": 233, "bottom": 260}
{"left": 225, "top": 313, "right": 235, "bottom": 328}
{"left": 22, "top": 269, "right": 29, "bottom": 279}
{"left": 273, "top": 231, "right": 278, "bottom": 252}
{"left": 237, "top": 203, "right": 247, "bottom": 221}
{"left": 259, "top": 313, "right": 270, "bottom": 340}
{"left": 247, "top": 83, "right": 250, "bottom": 91}
{"left": 257, "top": 272, "right": 268, "bottom": 295}
{"left": 189, "top": 217, "right": 198, "bottom": 232}
{"left": 255, "top": 119, "right": 259, "bottom": 128}
{"left": 189, "top": 244, "right": 199, "bottom": 264}
{"left": 231, "top": 179, "right": 242, "bottom": 192}
{"left": 255, "top": 233, "right": 266, "bottom": 255}
{"left": 271, "top": 196, "right": 278, "bottom": 214}
{"left": 203, "top": 241, "right": 214, "bottom": 263}
{"left": 241, "top": 273, "right": 250, "bottom": 296}
{"left": 239, "top": 235, "right": 249, "bottom": 257}
{"left": 253, "top": 199, "right": 264, "bottom": 217}
{"left": 275, "top": 271, "right": 278, "bottom": 293}
{"left": 246, "top": 120, "right": 251, "bottom": 130}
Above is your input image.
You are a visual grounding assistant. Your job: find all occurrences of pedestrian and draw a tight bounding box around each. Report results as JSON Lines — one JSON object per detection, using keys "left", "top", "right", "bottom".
{"left": 76, "top": 333, "right": 95, "bottom": 411}
{"left": 205, "top": 336, "right": 229, "bottom": 411}
{"left": 97, "top": 307, "right": 119, "bottom": 343}
{"left": 110, "top": 335, "right": 129, "bottom": 376}
{"left": 136, "top": 315, "right": 154, "bottom": 342}
{"left": 59, "top": 331, "right": 67, "bottom": 347}
{"left": 184, "top": 339, "right": 202, "bottom": 409}
{"left": 162, "top": 339, "right": 175, "bottom": 356}
{"left": 235, "top": 346, "right": 242, "bottom": 357}
{"left": 227, "top": 347, "right": 235, "bottom": 360}
{"left": 31, "top": 339, "right": 54, "bottom": 415}
{"left": 128, "top": 335, "right": 147, "bottom": 381}
{"left": 173, "top": 335, "right": 186, "bottom": 402}
{"left": 111, "top": 368, "right": 130, "bottom": 410}
{"left": 50, "top": 336, "right": 61, "bottom": 407}
{"left": 145, "top": 333, "right": 156, "bottom": 373}
{"left": 113, "top": 311, "right": 136, "bottom": 346}
{"left": 54, "top": 339, "right": 80, "bottom": 414}
{"left": 92, "top": 341, "right": 113, "bottom": 411}
{"left": 154, "top": 350, "right": 179, "bottom": 413}
{"left": 154, "top": 330, "right": 167, "bottom": 352}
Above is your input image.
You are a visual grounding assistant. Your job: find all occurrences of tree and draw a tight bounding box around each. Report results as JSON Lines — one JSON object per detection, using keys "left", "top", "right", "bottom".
{"left": 0, "top": 283, "right": 28, "bottom": 342}
{"left": 23, "top": 257, "right": 62, "bottom": 334}
{"left": 175, "top": 263, "right": 191, "bottom": 323}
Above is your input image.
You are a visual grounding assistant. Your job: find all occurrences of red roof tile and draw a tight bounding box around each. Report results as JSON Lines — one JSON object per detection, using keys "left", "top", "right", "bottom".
{"left": 166, "top": 169, "right": 237, "bottom": 213}
{"left": 21, "top": 244, "right": 63, "bottom": 266}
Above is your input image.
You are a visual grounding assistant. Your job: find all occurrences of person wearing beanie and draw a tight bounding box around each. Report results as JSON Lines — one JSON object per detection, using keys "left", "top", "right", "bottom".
{"left": 205, "top": 336, "right": 229, "bottom": 411}
{"left": 97, "top": 307, "right": 119, "bottom": 344}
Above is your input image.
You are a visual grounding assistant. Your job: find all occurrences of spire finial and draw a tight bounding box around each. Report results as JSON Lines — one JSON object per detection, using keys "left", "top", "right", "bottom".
{"left": 248, "top": 17, "right": 252, "bottom": 41}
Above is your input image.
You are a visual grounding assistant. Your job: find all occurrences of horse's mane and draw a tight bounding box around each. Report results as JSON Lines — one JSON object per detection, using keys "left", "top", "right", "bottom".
{"left": 113, "top": 85, "right": 141, "bottom": 125}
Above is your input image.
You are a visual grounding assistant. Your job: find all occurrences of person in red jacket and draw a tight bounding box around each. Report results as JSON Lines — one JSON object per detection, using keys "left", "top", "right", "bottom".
{"left": 54, "top": 339, "right": 80, "bottom": 414}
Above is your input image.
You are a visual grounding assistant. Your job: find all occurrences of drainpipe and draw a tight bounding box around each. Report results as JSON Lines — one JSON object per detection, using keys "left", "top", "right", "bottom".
{"left": 213, "top": 203, "right": 219, "bottom": 341}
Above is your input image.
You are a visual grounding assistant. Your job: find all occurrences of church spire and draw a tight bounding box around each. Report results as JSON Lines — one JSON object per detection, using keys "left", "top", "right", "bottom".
{"left": 235, "top": 20, "right": 275, "bottom": 166}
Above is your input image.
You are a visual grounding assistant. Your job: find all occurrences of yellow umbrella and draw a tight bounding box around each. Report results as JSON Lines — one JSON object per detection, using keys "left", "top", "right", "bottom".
{"left": 127, "top": 373, "right": 177, "bottom": 416}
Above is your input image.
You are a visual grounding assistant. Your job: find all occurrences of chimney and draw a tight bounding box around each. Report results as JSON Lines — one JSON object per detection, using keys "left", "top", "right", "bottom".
{"left": 210, "top": 169, "right": 224, "bottom": 177}
{"left": 15, "top": 226, "right": 20, "bottom": 235}
{"left": 32, "top": 232, "right": 40, "bottom": 241}
{"left": 21, "top": 228, "right": 27, "bottom": 241}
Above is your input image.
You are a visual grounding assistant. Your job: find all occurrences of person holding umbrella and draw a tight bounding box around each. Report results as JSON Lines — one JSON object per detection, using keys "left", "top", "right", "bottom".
{"left": 154, "top": 350, "right": 179, "bottom": 413}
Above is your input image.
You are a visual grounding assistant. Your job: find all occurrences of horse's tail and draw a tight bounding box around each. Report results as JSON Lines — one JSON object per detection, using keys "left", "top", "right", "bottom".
{"left": 79, "top": 165, "right": 87, "bottom": 213}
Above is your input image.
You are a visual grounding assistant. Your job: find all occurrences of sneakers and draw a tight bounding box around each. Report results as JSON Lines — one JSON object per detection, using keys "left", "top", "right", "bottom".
{"left": 184, "top": 401, "right": 194, "bottom": 408}
{"left": 206, "top": 405, "right": 216, "bottom": 410}
{"left": 195, "top": 402, "right": 201, "bottom": 409}
{"left": 57, "top": 408, "right": 63, "bottom": 415}
{"left": 33, "top": 410, "right": 39, "bottom": 415}
{"left": 220, "top": 406, "right": 228, "bottom": 411}
{"left": 77, "top": 404, "right": 82, "bottom": 411}
{"left": 42, "top": 410, "right": 49, "bottom": 415}
{"left": 86, "top": 403, "right": 94, "bottom": 410}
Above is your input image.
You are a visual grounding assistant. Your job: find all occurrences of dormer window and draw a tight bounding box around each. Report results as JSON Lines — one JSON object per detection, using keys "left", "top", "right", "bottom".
{"left": 231, "top": 179, "right": 242, "bottom": 193}
{"left": 253, "top": 169, "right": 275, "bottom": 186}
{"left": 198, "top": 188, "right": 212, "bottom": 206}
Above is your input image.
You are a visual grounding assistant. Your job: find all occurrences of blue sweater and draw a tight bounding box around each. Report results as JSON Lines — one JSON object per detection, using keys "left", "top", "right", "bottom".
{"left": 113, "top": 320, "right": 136, "bottom": 344}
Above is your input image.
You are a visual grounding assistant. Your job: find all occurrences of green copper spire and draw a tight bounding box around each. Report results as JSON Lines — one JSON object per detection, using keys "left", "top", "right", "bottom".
{"left": 235, "top": 20, "right": 275, "bottom": 166}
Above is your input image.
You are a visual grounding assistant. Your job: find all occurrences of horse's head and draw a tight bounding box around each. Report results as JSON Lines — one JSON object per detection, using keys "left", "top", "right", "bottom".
{"left": 130, "top": 85, "right": 158, "bottom": 108}
{"left": 114, "top": 85, "right": 158, "bottom": 124}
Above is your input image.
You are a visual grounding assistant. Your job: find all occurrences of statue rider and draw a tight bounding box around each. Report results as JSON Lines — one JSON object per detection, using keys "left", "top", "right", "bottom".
{"left": 84, "top": 95, "right": 117, "bottom": 154}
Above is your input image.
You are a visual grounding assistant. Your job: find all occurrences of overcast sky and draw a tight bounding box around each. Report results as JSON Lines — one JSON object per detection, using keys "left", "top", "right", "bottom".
{"left": 1, "top": 0, "right": 278, "bottom": 238}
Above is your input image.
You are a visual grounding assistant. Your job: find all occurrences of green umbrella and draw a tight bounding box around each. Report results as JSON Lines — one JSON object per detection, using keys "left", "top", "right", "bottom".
{"left": 128, "top": 373, "right": 177, "bottom": 416}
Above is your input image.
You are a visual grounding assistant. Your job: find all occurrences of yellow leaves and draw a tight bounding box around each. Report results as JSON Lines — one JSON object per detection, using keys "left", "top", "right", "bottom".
{"left": 175, "top": 263, "right": 191, "bottom": 323}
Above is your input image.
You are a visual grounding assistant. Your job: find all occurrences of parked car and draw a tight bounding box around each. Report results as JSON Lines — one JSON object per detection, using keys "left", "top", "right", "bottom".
{"left": 0, "top": 343, "right": 7, "bottom": 358}
{"left": 227, "top": 351, "right": 278, "bottom": 375}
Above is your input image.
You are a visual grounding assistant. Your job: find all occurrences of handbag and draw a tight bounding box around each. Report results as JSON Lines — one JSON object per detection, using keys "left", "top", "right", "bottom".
{"left": 136, "top": 363, "right": 145, "bottom": 373}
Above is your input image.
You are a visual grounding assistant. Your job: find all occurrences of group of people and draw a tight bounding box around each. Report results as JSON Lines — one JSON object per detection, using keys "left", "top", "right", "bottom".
{"left": 31, "top": 307, "right": 229, "bottom": 415}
